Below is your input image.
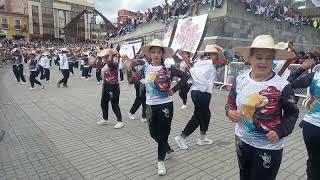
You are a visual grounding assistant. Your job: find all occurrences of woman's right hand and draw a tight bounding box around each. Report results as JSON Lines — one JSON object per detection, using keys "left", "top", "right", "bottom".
{"left": 228, "top": 110, "right": 244, "bottom": 123}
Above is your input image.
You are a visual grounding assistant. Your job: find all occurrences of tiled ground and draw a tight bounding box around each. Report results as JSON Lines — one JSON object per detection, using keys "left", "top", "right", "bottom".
{"left": 0, "top": 65, "right": 308, "bottom": 180}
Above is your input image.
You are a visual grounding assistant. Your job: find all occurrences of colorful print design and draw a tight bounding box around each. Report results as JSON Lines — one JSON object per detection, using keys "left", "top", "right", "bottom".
{"left": 242, "top": 86, "right": 282, "bottom": 136}
{"left": 146, "top": 68, "right": 170, "bottom": 100}
{"left": 307, "top": 78, "right": 320, "bottom": 115}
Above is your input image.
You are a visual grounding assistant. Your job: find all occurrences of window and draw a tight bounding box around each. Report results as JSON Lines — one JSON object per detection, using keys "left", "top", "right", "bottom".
{"left": 2, "top": 18, "right": 8, "bottom": 29}
{"left": 15, "top": 19, "right": 21, "bottom": 29}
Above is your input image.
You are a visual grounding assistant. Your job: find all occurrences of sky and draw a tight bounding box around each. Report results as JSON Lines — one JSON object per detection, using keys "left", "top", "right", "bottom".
{"left": 94, "top": 0, "right": 171, "bottom": 23}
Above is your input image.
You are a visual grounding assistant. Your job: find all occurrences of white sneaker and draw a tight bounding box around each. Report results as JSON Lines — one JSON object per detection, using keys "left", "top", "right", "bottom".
{"left": 196, "top": 138, "right": 213, "bottom": 146}
{"left": 46, "top": 81, "right": 51, "bottom": 83}
{"left": 97, "top": 82, "right": 101, "bottom": 85}
{"left": 157, "top": 161, "right": 166, "bottom": 176}
{"left": 175, "top": 136, "right": 188, "bottom": 150}
{"left": 41, "top": 85, "right": 45, "bottom": 89}
{"left": 29, "top": 87, "right": 34, "bottom": 91}
{"left": 81, "top": 77, "right": 85, "bottom": 79}
{"left": 97, "top": 119, "right": 109, "bottom": 126}
{"left": 141, "top": 118, "right": 147, "bottom": 123}
{"left": 85, "top": 78, "right": 89, "bottom": 81}
{"left": 128, "top": 113, "right": 135, "bottom": 120}
{"left": 114, "top": 122, "right": 124, "bottom": 129}
{"left": 164, "top": 149, "right": 174, "bottom": 160}
{"left": 21, "top": 82, "right": 27, "bottom": 85}
{"left": 180, "top": 105, "right": 187, "bottom": 110}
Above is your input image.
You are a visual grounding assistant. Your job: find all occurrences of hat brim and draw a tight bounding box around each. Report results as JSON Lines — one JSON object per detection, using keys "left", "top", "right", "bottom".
{"left": 178, "top": 50, "right": 194, "bottom": 57}
{"left": 141, "top": 45, "right": 174, "bottom": 59}
{"left": 233, "top": 47, "right": 295, "bottom": 60}
{"left": 197, "top": 50, "right": 219, "bottom": 55}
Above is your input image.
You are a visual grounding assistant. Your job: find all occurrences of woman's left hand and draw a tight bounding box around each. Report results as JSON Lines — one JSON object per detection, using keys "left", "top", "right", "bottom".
{"left": 267, "top": 130, "right": 279, "bottom": 144}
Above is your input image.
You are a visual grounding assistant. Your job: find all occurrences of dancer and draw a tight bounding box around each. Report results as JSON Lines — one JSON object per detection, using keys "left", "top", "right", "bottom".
{"left": 57, "top": 48, "right": 70, "bottom": 88}
{"left": 41, "top": 51, "right": 51, "bottom": 82}
{"left": 141, "top": 39, "right": 189, "bottom": 175}
{"left": 173, "top": 49, "right": 193, "bottom": 109}
{"left": 96, "top": 48, "right": 124, "bottom": 129}
{"left": 11, "top": 48, "right": 27, "bottom": 84}
{"left": 225, "top": 35, "right": 299, "bottom": 180}
{"left": 175, "top": 45, "right": 220, "bottom": 150}
{"left": 289, "top": 62, "right": 320, "bottom": 180}
{"left": 82, "top": 51, "right": 90, "bottom": 80}
{"left": 28, "top": 51, "right": 44, "bottom": 90}
{"left": 126, "top": 53, "right": 147, "bottom": 123}
{"left": 95, "top": 56, "right": 104, "bottom": 85}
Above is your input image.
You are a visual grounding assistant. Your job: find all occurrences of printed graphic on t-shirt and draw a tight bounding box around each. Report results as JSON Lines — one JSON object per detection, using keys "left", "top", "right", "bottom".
{"left": 104, "top": 67, "right": 118, "bottom": 84}
{"left": 146, "top": 68, "right": 170, "bottom": 99}
{"left": 307, "top": 75, "right": 320, "bottom": 116}
{"left": 242, "top": 86, "right": 281, "bottom": 136}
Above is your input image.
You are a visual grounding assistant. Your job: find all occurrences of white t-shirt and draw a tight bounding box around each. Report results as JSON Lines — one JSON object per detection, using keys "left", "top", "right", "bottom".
{"left": 304, "top": 71, "right": 320, "bottom": 127}
{"left": 145, "top": 64, "right": 172, "bottom": 105}
{"left": 235, "top": 71, "right": 289, "bottom": 150}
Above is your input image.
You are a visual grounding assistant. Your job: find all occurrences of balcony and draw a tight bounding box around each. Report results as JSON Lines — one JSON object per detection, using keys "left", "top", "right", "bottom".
{"left": 2, "top": 24, "right": 8, "bottom": 29}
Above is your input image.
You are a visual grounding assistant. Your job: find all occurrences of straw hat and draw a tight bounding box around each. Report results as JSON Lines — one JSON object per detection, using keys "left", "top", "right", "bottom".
{"left": 179, "top": 48, "right": 194, "bottom": 57}
{"left": 97, "top": 49, "right": 118, "bottom": 57}
{"left": 141, "top": 39, "right": 174, "bottom": 59}
{"left": 198, "top": 45, "right": 219, "bottom": 54}
{"left": 60, "top": 48, "right": 68, "bottom": 52}
{"left": 83, "top": 51, "right": 90, "bottom": 56}
{"left": 29, "top": 50, "right": 36, "bottom": 55}
{"left": 11, "top": 48, "right": 18, "bottom": 54}
{"left": 275, "top": 42, "right": 289, "bottom": 50}
{"left": 42, "top": 51, "right": 50, "bottom": 56}
{"left": 234, "top": 35, "right": 295, "bottom": 60}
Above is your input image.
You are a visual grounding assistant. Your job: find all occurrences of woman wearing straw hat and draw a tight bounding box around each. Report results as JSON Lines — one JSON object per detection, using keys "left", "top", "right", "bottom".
{"left": 289, "top": 63, "right": 320, "bottom": 180}
{"left": 82, "top": 51, "right": 90, "bottom": 80}
{"left": 96, "top": 48, "right": 124, "bottom": 129}
{"left": 173, "top": 48, "right": 194, "bottom": 110}
{"left": 174, "top": 45, "right": 220, "bottom": 150}
{"left": 225, "top": 35, "right": 299, "bottom": 180}
{"left": 41, "top": 51, "right": 51, "bottom": 83}
{"left": 28, "top": 51, "right": 44, "bottom": 90}
{"left": 140, "top": 39, "right": 189, "bottom": 175}
{"left": 57, "top": 48, "right": 70, "bottom": 88}
{"left": 11, "top": 48, "right": 27, "bottom": 84}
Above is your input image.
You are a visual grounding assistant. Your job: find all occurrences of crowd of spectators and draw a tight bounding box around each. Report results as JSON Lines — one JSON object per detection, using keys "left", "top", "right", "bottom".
{"left": 241, "top": 0, "right": 320, "bottom": 29}
{"left": 107, "top": 0, "right": 225, "bottom": 39}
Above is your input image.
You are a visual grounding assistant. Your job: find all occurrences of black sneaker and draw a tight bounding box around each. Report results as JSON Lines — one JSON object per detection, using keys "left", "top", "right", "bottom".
{"left": 62, "top": 85, "right": 69, "bottom": 88}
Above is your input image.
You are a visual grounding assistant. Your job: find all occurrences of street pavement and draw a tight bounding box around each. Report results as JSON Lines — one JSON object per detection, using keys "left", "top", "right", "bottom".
{"left": 0, "top": 65, "right": 308, "bottom": 180}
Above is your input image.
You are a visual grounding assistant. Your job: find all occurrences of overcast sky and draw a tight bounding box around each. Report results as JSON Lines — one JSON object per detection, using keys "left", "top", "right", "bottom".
{"left": 94, "top": 0, "right": 169, "bottom": 23}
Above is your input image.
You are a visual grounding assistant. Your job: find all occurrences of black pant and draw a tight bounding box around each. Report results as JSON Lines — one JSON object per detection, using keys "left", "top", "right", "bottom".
{"left": 82, "top": 67, "right": 90, "bottom": 78}
{"left": 129, "top": 82, "right": 146, "bottom": 118}
{"left": 75, "top": 61, "right": 79, "bottom": 69}
{"left": 119, "top": 69, "right": 124, "bottom": 81}
{"left": 38, "top": 65, "right": 44, "bottom": 79}
{"left": 147, "top": 102, "right": 173, "bottom": 161}
{"left": 100, "top": 83, "right": 122, "bottom": 122}
{"left": 179, "top": 83, "right": 191, "bottom": 105}
{"left": 235, "top": 136, "right": 283, "bottom": 180}
{"left": 303, "top": 121, "right": 320, "bottom": 180}
{"left": 182, "top": 90, "right": 211, "bottom": 137}
{"left": 44, "top": 68, "right": 50, "bottom": 81}
{"left": 88, "top": 66, "right": 92, "bottom": 74}
{"left": 29, "top": 71, "right": 41, "bottom": 88}
{"left": 96, "top": 68, "right": 102, "bottom": 82}
{"left": 69, "top": 62, "right": 74, "bottom": 74}
{"left": 80, "top": 65, "right": 84, "bottom": 71}
{"left": 13, "top": 64, "right": 26, "bottom": 82}
{"left": 58, "top": 69, "right": 69, "bottom": 86}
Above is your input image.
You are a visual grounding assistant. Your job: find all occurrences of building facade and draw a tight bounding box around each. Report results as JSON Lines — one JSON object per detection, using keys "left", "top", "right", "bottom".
{"left": 0, "top": 0, "right": 96, "bottom": 41}
{"left": 0, "top": 11, "right": 29, "bottom": 40}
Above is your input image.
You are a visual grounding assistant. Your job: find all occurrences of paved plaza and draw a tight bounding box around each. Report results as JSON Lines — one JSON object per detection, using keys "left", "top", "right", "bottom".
{"left": 0, "top": 65, "right": 309, "bottom": 180}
